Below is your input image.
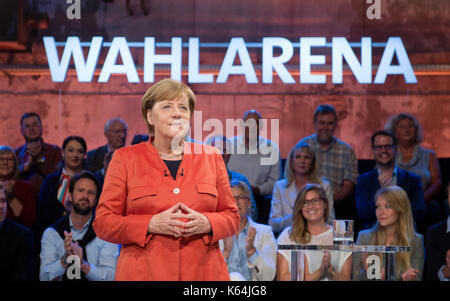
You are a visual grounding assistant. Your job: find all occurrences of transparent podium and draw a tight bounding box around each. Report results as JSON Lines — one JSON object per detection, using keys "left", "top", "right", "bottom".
{"left": 278, "top": 244, "right": 411, "bottom": 281}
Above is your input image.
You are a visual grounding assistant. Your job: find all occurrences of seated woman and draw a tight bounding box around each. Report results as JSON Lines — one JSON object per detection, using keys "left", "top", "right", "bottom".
{"left": 269, "top": 142, "right": 334, "bottom": 234}
{"left": 385, "top": 113, "right": 442, "bottom": 230}
{"left": 0, "top": 145, "right": 36, "bottom": 228}
{"left": 353, "top": 185, "right": 424, "bottom": 281}
{"left": 36, "top": 136, "right": 87, "bottom": 237}
{"left": 276, "top": 184, "right": 351, "bottom": 281}
{"left": 221, "top": 180, "right": 277, "bottom": 281}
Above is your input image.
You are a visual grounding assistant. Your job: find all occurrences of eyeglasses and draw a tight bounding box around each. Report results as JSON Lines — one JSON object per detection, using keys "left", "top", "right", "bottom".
{"left": 372, "top": 144, "right": 395, "bottom": 152}
{"left": 233, "top": 195, "right": 250, "bottom": 202}
{"left": 303, "top": 198, "right": 322, "bottom": 208}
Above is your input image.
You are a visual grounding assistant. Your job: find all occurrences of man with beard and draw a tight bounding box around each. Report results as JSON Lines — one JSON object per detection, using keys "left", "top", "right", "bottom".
{"left": 356, "top": 130, "right": 426, "bottom": 232}
{"left": 39, "top": 171, "right": 118, "bottom": 281}
{"left": 86, "top": 118, "right": 128, "bottom": 172}
{"left": 298, "top": 104, "right": 358, "bottom": 221}
{"left": 15, "top": 112, "right": 62, "bottom": 195}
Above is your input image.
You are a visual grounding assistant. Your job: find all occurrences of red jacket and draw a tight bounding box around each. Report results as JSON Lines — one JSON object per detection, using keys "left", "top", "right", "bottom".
{"left": 93, "top": 141, "right": 240, "bottom": 280}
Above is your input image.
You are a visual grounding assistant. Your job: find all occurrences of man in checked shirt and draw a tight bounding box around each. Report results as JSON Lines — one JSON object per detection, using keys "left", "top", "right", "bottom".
{"left": 298, "top": 104, "right": 359, "bottom": 223}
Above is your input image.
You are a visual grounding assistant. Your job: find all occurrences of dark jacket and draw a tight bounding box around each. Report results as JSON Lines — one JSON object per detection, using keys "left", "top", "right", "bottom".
{"left": 425, "top": 219, "right": 450, "bottom": 281}
{"left": 356, "top": 168, "right": 426, "bottom": 232}
{"left": 0, "top": 218, "right": 34, "bottom": 280}
{"left": 86, "top": 145, "right": 109, "bottom": 172}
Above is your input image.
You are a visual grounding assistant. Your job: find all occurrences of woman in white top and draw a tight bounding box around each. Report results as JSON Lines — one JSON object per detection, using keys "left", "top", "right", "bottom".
{"left": 276, "top": 184, "right": 351, "bottom": 281}
{"left": 269, "top": 142, "right": 334, "bottom": 234}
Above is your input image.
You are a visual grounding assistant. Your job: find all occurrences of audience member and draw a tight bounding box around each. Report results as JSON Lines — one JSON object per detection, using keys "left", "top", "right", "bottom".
{"left": 40, "top": 171, "right": 118, "bottom": 281}
{"left": 356, "top": 130, "right": 426, "bottom": 233}
{"left": 276, "top": 184, "right": 352, "bottom": 281}
{"left": 220, "top": 180, "right": 277, "bottom": 281}
{"left": 298, "top": 104, "right": 358, "bottom": 221}
{"left": 386, "top": 113, "right": 443, "bottom": 230}
{"left": 228, "top": 110, "right": 281, "bottom": 224}
{"left": 15, "top": 112, "right": 62, "bottom": 195}
{"left": 425, "top": 181, "right": 450, "bottom": 281}
{"left": 269, "top": 142, "right": 335, "bottom": 234}
{"left": 94, "top": 150, "right": 115, "bottom": 190}
{"left": 86, "top": 118, "right": 128, "bottom": 172}
{"left": 353, "top": 186, "right": 424, "bottom": 281}
{"left": 0, "top": 145, "right": 37, "bottom": 228}
{"left": 206, "top": 135, "right": 258, "bottom": 221}
{"left": 0, "top": 184, "right": 35, "bottom": 280}
{"left": 131, "top": 133, "right": 150, "bottom": 145}
{"left": 37, "top": 136, "right": 87, "bottom": 237}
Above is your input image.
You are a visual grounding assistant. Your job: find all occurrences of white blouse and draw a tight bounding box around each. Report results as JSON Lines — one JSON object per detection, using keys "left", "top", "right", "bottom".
{"left": 277, "top": 226, "right": 351, "bottom": 281}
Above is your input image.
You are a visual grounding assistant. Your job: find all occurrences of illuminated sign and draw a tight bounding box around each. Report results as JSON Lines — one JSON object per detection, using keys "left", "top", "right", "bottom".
{"left": 43, "top": 36, "right": 417, "bottom": 84}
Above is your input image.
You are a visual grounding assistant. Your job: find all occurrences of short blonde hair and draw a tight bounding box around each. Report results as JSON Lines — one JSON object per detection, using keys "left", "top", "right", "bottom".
{"left": 284, "top": 142, "right": 320, "bottom": 187}
{"left": 141, "top": 79, "right": 196, "bottom": 134}
{"left": 385, "top": 113, "right": 423, "bottom": 144}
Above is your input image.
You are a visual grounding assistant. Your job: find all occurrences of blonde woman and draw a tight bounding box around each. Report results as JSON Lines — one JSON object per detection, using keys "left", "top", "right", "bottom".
{"left": 276, "top": 184, "right": 351, "bottom": 281}
{"left": 269, "top": 142, "right": 334, "bottom": 234}
{"left": 353, "top": 186, "right": 424, "bottom": 281}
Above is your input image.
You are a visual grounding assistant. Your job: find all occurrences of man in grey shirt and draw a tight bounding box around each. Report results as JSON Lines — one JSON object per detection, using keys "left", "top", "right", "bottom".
{"left": 228, "top": 110, "right": 281, "bottom": 225}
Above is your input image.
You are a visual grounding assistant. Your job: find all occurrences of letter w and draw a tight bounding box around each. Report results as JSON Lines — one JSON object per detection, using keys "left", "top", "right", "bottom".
{"left": 43, "top": 36, "right": 103, "bottom": 82}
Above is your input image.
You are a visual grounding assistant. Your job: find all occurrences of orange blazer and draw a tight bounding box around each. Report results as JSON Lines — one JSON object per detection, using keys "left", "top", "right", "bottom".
{"left": 93, "top": 141, "right": 240, "bottom": 281}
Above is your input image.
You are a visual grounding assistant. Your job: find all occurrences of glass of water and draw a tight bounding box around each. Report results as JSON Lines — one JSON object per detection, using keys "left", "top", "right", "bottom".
{"left": 333, "top": 220, "right": 354, "bottom": 245}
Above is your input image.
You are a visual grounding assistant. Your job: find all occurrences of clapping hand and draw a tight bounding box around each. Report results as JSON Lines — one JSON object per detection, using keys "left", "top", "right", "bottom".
{"left": 245, "top": 227, "right": 256, "bottom": 257}
{"left": 320, "top": 252, "right": 331, "bottom": 276}
{"left": 378, "top": 172, "right": 393, "bottom": 187}
{"left": 401, "top": 268, "right": 419, "bottom": 281}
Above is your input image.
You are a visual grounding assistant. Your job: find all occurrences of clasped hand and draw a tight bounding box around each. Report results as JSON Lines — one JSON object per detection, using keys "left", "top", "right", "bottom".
{"left": 148, "top": 203, "right": 212, "bottom": 238}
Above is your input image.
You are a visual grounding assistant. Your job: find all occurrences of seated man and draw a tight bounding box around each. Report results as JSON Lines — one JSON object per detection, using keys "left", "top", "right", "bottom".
{"left": 425, "top": 181, "right": 450, "bottom": 281}
{"left": 40, "top": 171, "right": 119, "bottom": 281}
{"left": 86, "top": 118, "right": 127, "bottom": 172}
{"left": 227, "top": 110, "right": 281, "bottom": 224}
{"left": 15, "top": 112, "right": 62, "bottom": 195}
{"left": 356, "top": 130, "right": 426, "bottom": 232}
{"left": 0, "top": 184, "right": 35, "bottom": 280}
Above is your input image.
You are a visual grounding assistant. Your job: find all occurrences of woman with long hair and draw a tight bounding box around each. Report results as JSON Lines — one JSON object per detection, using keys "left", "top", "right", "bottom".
{"left": 276, "top": 184, "right": 351, "bottom": 281}
{"left": 353, "top": 185, "right": 424, "bottom": 281}
{"left": 269, "top": 142, "right": 334, "bottom": 234}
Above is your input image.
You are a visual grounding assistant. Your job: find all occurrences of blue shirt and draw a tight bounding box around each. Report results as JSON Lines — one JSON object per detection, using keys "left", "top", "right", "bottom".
{"left": 40, "top": 215, "right": 119, "bottom": 281}
{"left": 226, "top": 221, "right": 259, "bottom": 281}
{"left": 376, "top": 165, "right": 399, "bottom": 185}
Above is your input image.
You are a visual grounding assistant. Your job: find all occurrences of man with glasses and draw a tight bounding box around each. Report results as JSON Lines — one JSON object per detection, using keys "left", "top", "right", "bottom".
{"left": 15, "top": 112, "right": 62, "bottom": 195}
{"left": 86, "top": 118, "right": 128, "bottom": 172}
{"left": 356, "top": 130, "right": 425, "bottom": 232}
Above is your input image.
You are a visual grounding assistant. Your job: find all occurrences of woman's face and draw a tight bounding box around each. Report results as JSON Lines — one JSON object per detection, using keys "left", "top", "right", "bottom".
{"left": 0, "top": 152, "right": 15, "bottom": 179}
{"left": 147, "top": 94, "right": 191, "bottom": 141}
{"left": 301, "top": 190, "right": 326, "bottom": 224}
{"left": 375, "top": 196, "right": 399, "bottom": 228}
{"left": 395, "top": 118, "right": 416, "bottom": 143}
{"left": 63, "top": 140, "right": 85, "bottom": 170}
{"left": 292, "top": 148, "right": 314, "bottom": 175}
{"left": 231, "top": 187, "right": 251, "bottom": 220}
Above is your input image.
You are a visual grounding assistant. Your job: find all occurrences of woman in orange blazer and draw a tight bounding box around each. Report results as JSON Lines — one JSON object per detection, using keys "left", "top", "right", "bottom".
{"left": 93, "top": 79, "right": 240, "bottom": 280}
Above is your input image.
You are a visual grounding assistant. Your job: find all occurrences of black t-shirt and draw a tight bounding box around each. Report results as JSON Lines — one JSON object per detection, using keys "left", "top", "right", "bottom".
{"left": 163, "top": 160, "right": 182, "bottom": 180}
